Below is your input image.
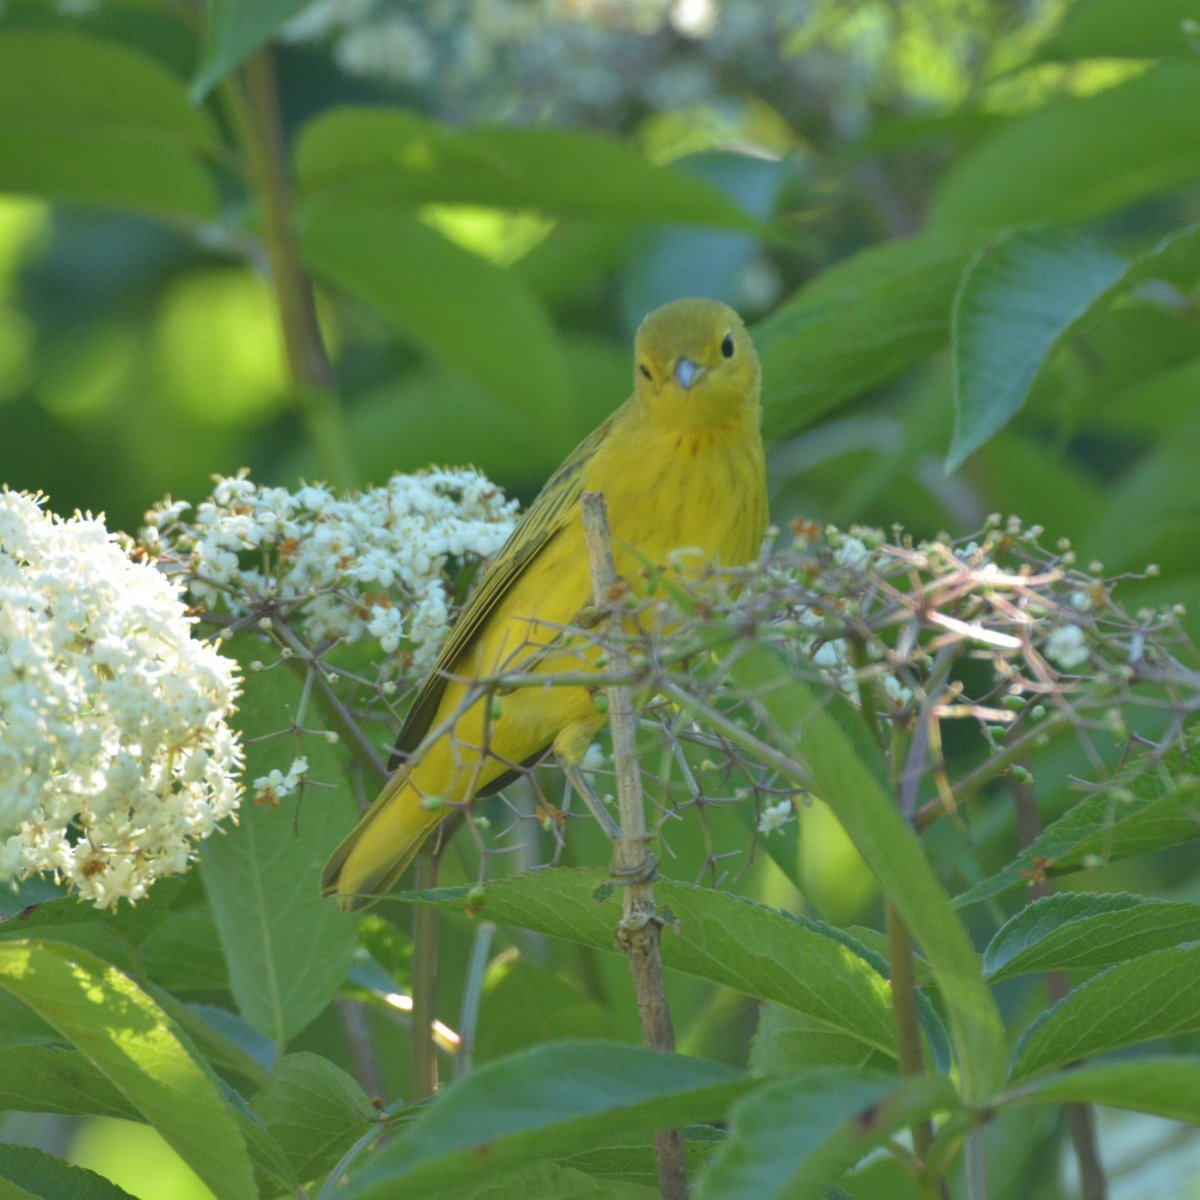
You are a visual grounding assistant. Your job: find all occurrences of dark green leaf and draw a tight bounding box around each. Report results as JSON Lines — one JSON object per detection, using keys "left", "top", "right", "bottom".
{"left": 1004, "top": 1056, "right": 1200, "bottom": 1122}
{"left": 948, "top": 227, "right": 1129, "bottom": 469}
{"left": 955, "top": 776, "right": 1200, "bottom": 907}
{"left": 756, "top": 234, "right": 976, "bottom": 440}
{"left": 0, "top": 30, "right": 218, "bottom": 218}
{"left": 296, "top": 107, "right": 759, "bottom": 230}
{"left": 0, "top": 1145, "right": 136, "bottom": 1200}
{"left": 338, "top": 1042, "right": 749, "bottom": 1199}
{"left": 192, "top": 0, "right": 311, "bottom": 97}
{"left": 728, "top": 650, "right": 1006, "bottom": 1102}
{"left": 0, "top": 1044, "right": 138, "bottom": 1120}
{"left": 0, "top": 940, "right": 255, "bottom": 1199}
{"left": 300, "top": 210, "right": 573, "bottom": 441}
{"left": 696, "top": 1070, "right": 957, "bottom": 1200}
{"left": 985, "top": 893, "right": 1200, "bottom": 981}
{"left": 405, "top": 868, "right": 901, "bottom": 1060}
{"left": 749, "top": 1005, "right": 895, "bottom": 1075}
{"left": 420, "top": 1162, "right": 658, "bottom": 1200}
{"left": 250, "top": 1052, "right": 379, "bottom": 1181}
{"left": 930, "top": 64, "right": 1200, "bottom": 230}
{"left": 1013, "top": 942, "right": 1200, "bottom": 1078}
{"left": 200, "top": 637, "right": 360, "bottom": 1043}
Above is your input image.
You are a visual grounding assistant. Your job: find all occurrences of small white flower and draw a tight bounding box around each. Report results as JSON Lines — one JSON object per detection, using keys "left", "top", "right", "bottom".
{"left": 1044, "top": 624, "right": 1089, "bottom": 671}
{"left": 757, "top": 800, "right": 795, "bottom": 835}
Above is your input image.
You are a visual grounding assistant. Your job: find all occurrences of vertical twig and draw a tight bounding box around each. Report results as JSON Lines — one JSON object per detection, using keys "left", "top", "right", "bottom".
{"left": 410, "top": 848, "right": 441, "bottom": 1101}
{"left": 1013, "top": 776, "right": 1108, "bottom": 1200}
{"left": 885, "top": 902, "right": 939, "bottom": 1194}
{"left": 455, "top": 921, "right": 496, "bottom": 1082}
{"left": 580, "top": 491, "right": 689, "bottom": 1200}
{"left": 338, "top": 999, "right": 384, "bottom": 1100}
{"left": 230, "top": 46, "right": 357, "bottom": 489}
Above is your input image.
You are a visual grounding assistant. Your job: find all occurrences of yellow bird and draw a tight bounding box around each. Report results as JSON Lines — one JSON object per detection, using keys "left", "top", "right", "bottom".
{"left": 321, "top": 298, "right": 767, "bottom": 910}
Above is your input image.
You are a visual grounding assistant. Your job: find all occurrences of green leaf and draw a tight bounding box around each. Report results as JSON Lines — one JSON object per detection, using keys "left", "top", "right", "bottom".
{"left": 755, "top": 234, "right": 976, "bottom": 440}
{"left": 0, "top": 30, "right": 218, "bottom": 219}
{"left": 200, "top": 637, "right": 359, "bottom": 1043}
{"left": 696, "top": 1070, "right": 957, "bottom": 1200}
{"left": 192, "top": 0, "right": 311, "bottom": 97}
{"left": 300, "top": 209, "right": 572, "bottom": 442}
{"left": 408, "top": 868, "right": 901, "bottom": 1060}
{"left": 1036, "top": 0, "right": 1200, "bottom": 61}
{"left": 749, "top": 1004, "right": 895, "bottom": 1075}
{"left": 985, "top": 893, "right": 1200, "bottom": 981}
{"left": 478, "top": 954, "right": 639, "bottom": 1061}
{"left": 250, "top": 1052, "right": 379, "bottom": 1182}
{"left": 0, "top": 940, "right": 255, "bottom": 1200}
{"left": 0, "top": 1044, "right": 138, "bottom": 1120}
{"left": 1013, "top": 942, "right": 1200, "bottom": 1079}
{"left": 419, "top": 1162, "right": 659, "bottom": 1200}
{"left": 955, "top": 775, "right": 1200, "bottom": 907}
{"left": 948, "top": 227, "right": 1129, "bottom": 469}
{"left": 1003, "top": 1056, "right": 1200, "bottom": 1123}
{"left": 295, "top": 107, "right": 759, "bottom": 230}
{"left": 727, "top": 650, "right": 1006, "bottom": 1101}
{"left": 0, "top": 1145, "right": 137, "bottom": 1200}
{"left": 930, "top": 64, "right": 1200, "bottom": 230}
{"left": 338, "top": 1041, "right": 750, "bottom": 1199}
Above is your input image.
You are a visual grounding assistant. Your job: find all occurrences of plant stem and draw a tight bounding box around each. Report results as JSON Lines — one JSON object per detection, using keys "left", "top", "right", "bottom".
{"left": 455, "top": 921, "right": 495, "bottom": 1082}
{"left": 411, "top": 849, "right": 441, "bottom": 1101}
{"left": 234, "top": 46, "right": 356, "bottom": 489}
{"left": 885, "top": 904, "right": 936, "bottom": 1173}
{"left": 1012, "top": 775, "right": 1108, "bottom": 1200}
{"left": 580, "top": 492, "right": 689, "bottom": 1200}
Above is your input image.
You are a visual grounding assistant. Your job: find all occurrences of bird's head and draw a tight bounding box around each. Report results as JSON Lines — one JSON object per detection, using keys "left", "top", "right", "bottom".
{"left": 633, "top": 298, "right": 760, "bottom": 430}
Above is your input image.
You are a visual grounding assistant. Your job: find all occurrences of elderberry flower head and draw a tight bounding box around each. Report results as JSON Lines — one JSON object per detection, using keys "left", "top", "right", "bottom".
{"left": 0, "top": 490, "right": 242, "bottom": 907}
{"left": 141, "top": 468, "right": 517, "bottom": 672}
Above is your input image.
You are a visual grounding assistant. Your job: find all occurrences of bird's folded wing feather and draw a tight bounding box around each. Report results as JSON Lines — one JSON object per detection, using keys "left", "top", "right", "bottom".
{"left": 390, "top": 408, "right": 621, "bottom": 765}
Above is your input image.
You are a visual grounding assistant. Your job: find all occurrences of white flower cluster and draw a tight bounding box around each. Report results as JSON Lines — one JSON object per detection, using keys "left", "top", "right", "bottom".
{"left": 141, "top": 468, "right": 517, "bottom": 671}
{"left": 756, "top": 798, "right": 795, "bottom": 835}
{"left": 0, "top": 490, "right": 242, "bottom": 908}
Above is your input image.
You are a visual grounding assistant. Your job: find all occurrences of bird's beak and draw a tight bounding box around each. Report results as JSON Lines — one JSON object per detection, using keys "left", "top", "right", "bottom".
{"left": 673, "top": 357, "right": 701, "bottom": 389}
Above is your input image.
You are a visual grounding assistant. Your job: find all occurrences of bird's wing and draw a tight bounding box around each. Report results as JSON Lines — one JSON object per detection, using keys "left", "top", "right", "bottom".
{"left": 390, "top": 407, "right": 620, "bottom": 766}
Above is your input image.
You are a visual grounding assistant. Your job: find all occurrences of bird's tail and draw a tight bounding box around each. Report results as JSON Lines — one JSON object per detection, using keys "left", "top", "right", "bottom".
{"left": 320, "top": 767, "right": 444, "bottom": 912}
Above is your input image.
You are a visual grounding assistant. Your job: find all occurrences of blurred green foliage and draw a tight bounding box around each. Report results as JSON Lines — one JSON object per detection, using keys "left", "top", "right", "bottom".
{"left": 3, "top": 0, "right": 1200, "bottom": 1197}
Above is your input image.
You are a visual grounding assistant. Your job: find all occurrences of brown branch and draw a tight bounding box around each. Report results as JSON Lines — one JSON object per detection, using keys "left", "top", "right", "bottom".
{"left": 580, "top": 491, "right": 689, "bottom": 1200}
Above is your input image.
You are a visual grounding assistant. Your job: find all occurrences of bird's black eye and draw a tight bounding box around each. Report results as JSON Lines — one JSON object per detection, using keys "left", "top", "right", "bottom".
{"left": 639, "top": 363, "right": 652, "bottom": 381}
{"left": 721, "top": 333, "right": 735, "bottom": 358}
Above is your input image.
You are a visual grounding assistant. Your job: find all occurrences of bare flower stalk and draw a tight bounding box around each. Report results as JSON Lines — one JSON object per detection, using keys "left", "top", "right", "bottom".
{"left": 579, "top": 491, "right": 689, "bottom": 1200}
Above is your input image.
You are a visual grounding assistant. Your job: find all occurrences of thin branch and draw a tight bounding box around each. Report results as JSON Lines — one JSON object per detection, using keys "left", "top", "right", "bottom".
{"left": 410, "top": 849, "right": 441, "bottom": 1101}
{"left": 580, "top": 491, "right": 689, "bottom": 1200}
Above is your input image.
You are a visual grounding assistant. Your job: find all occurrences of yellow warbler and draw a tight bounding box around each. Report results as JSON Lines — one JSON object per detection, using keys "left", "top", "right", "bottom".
{"left": 321, "top": 298, "right": 767, "bottom": 910}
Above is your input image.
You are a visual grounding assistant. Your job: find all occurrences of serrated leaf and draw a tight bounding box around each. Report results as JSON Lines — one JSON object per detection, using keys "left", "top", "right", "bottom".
{"left": 0, "top": 940, "right": 255, "bottom": 1200}
{"left": 1013, "top": 942, "right": 1200, "bottom": 1079}
{"left": 0, "top": 30, "right": 218, "bottom": 218}
{"left": 755, "top": 234, "right": 977, "bottom": 440}
{"left": 727, "top": 649, "right": 1005, "bottom": 1101}
{"left": 300, "top": 209, "right": 572, "bottom": 442}
{"left": 955, "top": 776, "right": 1200, "bottom": 908}
{"left": 337, "top": 1041, "right": 750, "bottom": 1199}
{"left": 250, "top": 1052, "right": 378, "bottom": 1182}
{"left": 930, "top": 63, "right": 1200, "bottom": 231}
{"left": 200, "top": 637, "right": 359, "bottom": 1043}
{"left": 295, "top": 107, "right": 759, "bottom": 230}
{"left": 696, "top": 1070, "right": 957, "bottom": 1200}
{"left": 948, "top": 227, "right": 1129, "bottom": 469}
{"left": 1003, "top": 1056, "right": 1200, "bottom": 1122}
{"left": 406, "top": 868, "right": 900, "bottom": 1060}
{"left": 192, "top": 0, "right": 312, "bottom": 97}
{"left": 0, "top": 1145, "right": 136, "bottom": 1200}
{"left": 984, "top": 893, "right": 1200, "bottom": 981}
